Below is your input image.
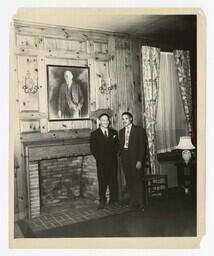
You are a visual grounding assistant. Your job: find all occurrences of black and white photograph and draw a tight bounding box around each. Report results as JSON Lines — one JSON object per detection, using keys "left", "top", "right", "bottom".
{"left": 9, "top": 8, "right": 205, "bottom": 249}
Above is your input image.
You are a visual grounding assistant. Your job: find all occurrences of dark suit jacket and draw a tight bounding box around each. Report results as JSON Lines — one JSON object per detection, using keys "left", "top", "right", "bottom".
{"left": 119, "top": 125, "right": 146, "bottom": 166}
{"left": 90, "top": 128, "right": 119, "bottom": 165}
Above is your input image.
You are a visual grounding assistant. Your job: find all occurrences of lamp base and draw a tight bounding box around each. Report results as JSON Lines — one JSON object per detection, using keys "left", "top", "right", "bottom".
{"left": 182, "top": 150, "right": 191, "bottom": 165}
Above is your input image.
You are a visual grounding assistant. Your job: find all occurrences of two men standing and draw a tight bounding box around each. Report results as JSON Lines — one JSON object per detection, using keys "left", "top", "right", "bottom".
{"left": 90, "top": 112, "right": 146, "bottom": 211}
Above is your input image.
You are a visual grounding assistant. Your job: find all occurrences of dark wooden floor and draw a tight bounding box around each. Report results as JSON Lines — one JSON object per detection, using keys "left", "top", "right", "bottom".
{"left": 17, "top": 189, "right": 196, "bottom": 238}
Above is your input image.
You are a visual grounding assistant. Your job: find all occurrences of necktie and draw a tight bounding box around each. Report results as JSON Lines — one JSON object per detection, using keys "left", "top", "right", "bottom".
{"left": 124, "top": 127, "right": 130, "bottom": 148}
{"left": 104, "top": 130, "right": 108, "bottom": 138}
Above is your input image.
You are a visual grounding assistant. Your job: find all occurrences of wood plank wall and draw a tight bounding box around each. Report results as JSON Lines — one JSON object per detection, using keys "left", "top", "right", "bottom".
{"left": 12, "top": 22, "right": 144, "bottom": 219}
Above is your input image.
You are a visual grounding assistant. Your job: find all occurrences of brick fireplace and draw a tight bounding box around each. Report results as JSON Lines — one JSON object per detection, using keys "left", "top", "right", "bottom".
{"left": 22, "top": 132, "right": 98, "bottom": 218}
{"left": 39, "top": 157, "right": 82, "bottom": 206}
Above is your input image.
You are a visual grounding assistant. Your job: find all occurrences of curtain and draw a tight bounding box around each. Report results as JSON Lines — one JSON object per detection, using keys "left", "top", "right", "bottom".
{"left": 173, "top": 50, "right": 193, "bottom": 135}
{"left": 156, "top": 52, "right": 187, "bottom": 153}
{"left": 141, "top": 46, "right": 160, "bottom": 174}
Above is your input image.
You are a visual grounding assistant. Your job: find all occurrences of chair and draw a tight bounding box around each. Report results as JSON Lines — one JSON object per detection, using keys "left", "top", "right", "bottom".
{"left": 143, "top": 174, "right": 168, "bottom": 206}
{"left": 142, "top": 136, "right": 168, "bottom": 205}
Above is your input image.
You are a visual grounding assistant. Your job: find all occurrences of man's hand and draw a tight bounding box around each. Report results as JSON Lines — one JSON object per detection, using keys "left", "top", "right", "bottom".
{"left": 136, "top": 161, "right": 142, "bottom": 169}
{"left": 69, "top": 102, "right": 77, "bottom": 110}
{"left": 77, "top": 103, "right": 82, "bottom": 110}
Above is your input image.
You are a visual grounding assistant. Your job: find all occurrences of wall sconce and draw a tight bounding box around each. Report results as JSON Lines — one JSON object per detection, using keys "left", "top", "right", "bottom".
{"left": 23, "top": 71, "right": 39, "bottom": 94}
{"left": 97, "top": 73, "right": 114, "bottom": 94}
{"left": 176, "top": 136, "right": 195, "bottom": 165}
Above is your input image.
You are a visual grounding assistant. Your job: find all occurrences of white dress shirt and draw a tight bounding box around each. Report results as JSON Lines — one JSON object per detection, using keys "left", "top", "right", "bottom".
{"left": 100, "top": 127, "right": 108, "bottom": 137}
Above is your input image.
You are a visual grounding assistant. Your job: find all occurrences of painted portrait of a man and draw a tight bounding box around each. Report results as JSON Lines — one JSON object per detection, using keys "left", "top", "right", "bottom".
{"left": 47, "top": 65, "right": 89, "bottom": 120}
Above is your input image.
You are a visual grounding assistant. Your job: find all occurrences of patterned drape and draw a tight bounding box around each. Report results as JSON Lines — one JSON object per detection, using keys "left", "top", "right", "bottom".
{"left": 141, "top": 46, "right": 161, "bottom": 174}
{"left": 173, "top": 50, "right": 193, "bottom": 135}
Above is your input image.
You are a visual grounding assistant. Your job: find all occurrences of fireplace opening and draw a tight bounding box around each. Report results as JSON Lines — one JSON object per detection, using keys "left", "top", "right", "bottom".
{"left": 37, "top": 155, "right": 98, "bottom": 215}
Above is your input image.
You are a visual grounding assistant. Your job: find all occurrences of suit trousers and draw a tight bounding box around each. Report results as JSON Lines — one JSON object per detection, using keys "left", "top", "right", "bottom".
{"left": 121, "top": 150, "right": 144, "bottom": 206}
{"left": 96, "top": 157, "right": 118, "bottom": 204}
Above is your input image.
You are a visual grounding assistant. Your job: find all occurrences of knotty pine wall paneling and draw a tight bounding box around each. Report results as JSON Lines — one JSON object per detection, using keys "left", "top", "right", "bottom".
{"left": 132, "top": 38, "right": 143, "bottom": 126}
{"left": 12, "top": 28, "right": 28, "bottom": 220}
{"left": 108, "top": 36, "right": 118, "bottom": 129}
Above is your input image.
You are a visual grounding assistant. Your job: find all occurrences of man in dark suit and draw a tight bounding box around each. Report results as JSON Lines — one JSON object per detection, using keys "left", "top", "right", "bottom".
{"left": 90, "top": 113, "right": 119, "bottom": 209}
{"left": 119, "top": 112, "right": 146, "bottom": 211}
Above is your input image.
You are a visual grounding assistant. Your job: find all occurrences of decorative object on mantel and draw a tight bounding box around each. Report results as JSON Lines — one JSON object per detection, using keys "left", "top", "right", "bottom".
{"left": 176, "top": 136, "right": 195, "bottom": 165}
{"left": 97, "top": 73, "right": 115, "bottom": 94}
{"left": 23, "top": 70, "right": 39, "bottom": 94}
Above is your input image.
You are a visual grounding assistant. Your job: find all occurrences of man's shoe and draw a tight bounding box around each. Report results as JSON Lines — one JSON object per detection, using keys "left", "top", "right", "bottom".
{"left": 109, "top": 202, "right": 119, "bottom": 208}
{"left": 139, "top": 205, "right": 145, "bottom": 212}
{"left": 129, "top": 201, "right": 138, "bottom": 209}
{"left": 97, "top": 203, "right": 105, "bottom": 210}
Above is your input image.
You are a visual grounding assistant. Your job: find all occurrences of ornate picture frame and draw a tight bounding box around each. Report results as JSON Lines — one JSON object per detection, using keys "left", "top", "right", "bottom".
{"left": 47, "top": 65, "right": 90, "bottom": 121}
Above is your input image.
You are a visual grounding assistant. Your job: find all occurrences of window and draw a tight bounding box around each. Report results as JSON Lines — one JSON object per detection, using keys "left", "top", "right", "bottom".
{"left": 156, "top": 52, "right": 187, "bottom": 153}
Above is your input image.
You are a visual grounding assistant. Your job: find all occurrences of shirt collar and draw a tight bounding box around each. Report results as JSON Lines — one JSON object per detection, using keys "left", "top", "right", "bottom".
{"left": 100, "top": 127, "right": 108, "bottom": 133}
{"left": 125, "top": 123, "right": 132, "bottom": 130}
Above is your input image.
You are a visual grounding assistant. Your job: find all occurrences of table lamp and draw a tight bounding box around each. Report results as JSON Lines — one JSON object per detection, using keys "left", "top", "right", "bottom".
{"left": 176, "top": 136, "right": 195, "bottom": 165}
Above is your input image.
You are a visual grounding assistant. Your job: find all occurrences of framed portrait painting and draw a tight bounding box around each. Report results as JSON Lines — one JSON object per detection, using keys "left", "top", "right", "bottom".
{"left": 47, "top": 65, "right": 90, "bottom": 121}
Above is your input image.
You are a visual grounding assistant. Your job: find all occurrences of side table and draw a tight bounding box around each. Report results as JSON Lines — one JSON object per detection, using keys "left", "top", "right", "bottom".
{"left": 174, "top": 159, "right": 196, "bottom": 197}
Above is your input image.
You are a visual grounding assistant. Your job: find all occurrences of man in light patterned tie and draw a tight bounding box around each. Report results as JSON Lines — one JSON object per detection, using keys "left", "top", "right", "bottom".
{"left": 119, "top": 112, "right": 146, "bottom": 211}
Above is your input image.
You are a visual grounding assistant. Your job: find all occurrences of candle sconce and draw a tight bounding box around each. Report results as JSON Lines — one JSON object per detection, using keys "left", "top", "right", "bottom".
{"left": 97, "top": 73, "right": 115, "bottom": 94}
{"left": 23, "top": 70, "right": 39, "bottom": 94}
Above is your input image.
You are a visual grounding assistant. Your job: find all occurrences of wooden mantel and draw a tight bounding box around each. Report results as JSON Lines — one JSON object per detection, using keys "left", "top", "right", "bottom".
{"left": 20, "top": 128, "right": 90, "bottom": 144}
{"left": 21, "top": 129, "right": 91, "bottom": 161}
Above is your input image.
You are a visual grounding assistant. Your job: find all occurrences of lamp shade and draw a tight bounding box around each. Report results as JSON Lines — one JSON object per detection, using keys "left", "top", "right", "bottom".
{"left": 176, "top": 136, "right": 195, "bottom": 150}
